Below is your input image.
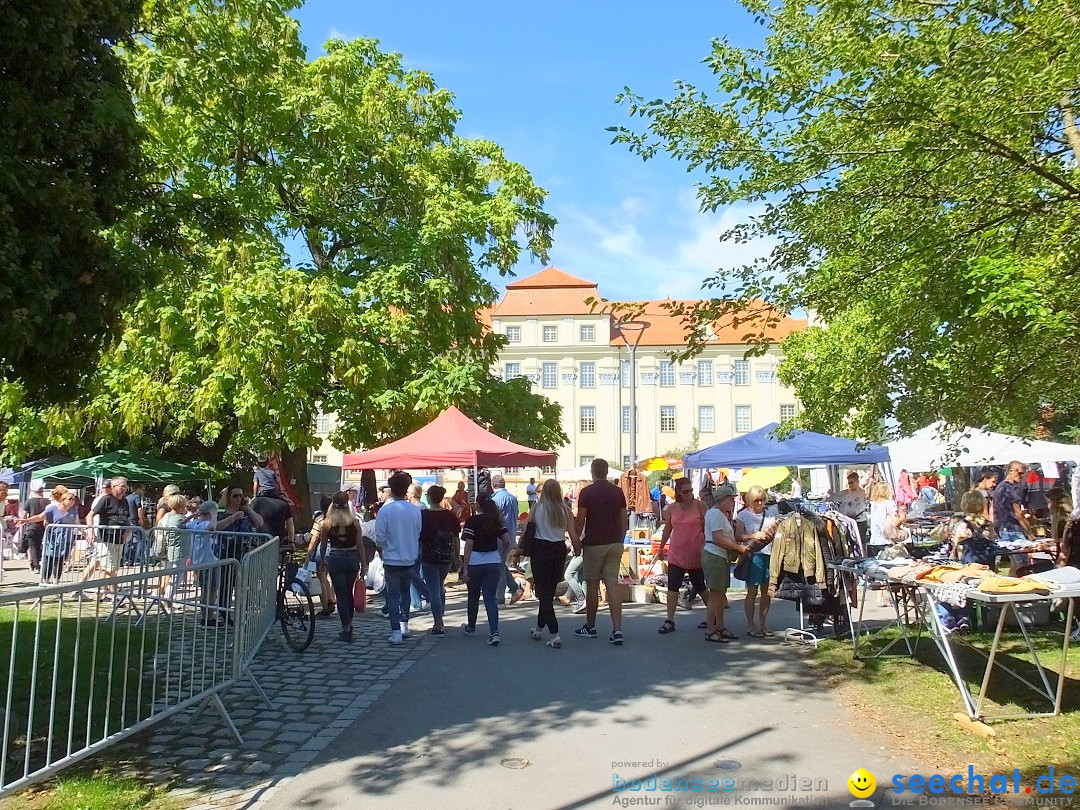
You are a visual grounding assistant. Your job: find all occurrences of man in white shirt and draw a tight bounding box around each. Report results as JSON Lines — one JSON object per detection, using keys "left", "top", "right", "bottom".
{"left": 374, "top": 472, "right": 422, "bottom": 645}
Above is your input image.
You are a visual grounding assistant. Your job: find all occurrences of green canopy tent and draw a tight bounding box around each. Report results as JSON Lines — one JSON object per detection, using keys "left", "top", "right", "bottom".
{"left": 32, "top": 451, "right": 212, "bottom": 489}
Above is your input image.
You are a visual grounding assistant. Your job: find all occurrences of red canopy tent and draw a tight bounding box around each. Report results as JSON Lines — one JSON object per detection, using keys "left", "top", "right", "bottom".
{"left": 341, "top": 407, "right": 557, "bottom": 470}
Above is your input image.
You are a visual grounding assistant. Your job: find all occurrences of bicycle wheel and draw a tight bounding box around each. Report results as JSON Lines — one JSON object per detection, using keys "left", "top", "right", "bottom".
{"left": 279, "top": 579, "right": 315, "bottom": 652}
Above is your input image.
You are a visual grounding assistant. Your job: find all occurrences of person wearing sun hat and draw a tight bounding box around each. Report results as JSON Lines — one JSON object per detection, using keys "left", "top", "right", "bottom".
{"left": 702, "top": 483, "right": 750, "bottom": 642}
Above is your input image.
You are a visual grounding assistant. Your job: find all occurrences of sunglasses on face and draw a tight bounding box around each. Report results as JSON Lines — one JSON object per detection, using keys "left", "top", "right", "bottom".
{"left": 678, "top": 489, "right": 693, "bottom": 495}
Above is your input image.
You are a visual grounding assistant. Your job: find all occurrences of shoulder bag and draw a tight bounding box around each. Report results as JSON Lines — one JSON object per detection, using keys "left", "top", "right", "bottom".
{"left": 519, "top": 519, "right": 538, "bottom": 558}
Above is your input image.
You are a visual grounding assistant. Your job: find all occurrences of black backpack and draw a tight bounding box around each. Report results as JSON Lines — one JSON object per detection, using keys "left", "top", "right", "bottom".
{"left": 434, "top": 522, "right": 457, "bottom": 565}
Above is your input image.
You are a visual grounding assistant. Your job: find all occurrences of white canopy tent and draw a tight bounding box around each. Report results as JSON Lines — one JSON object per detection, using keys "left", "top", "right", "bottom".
{"left": 558, "top": 463, "right": 621, "bottom": 481}
{"left": 886, "top": 423, "right": 1080, "bottom": 472}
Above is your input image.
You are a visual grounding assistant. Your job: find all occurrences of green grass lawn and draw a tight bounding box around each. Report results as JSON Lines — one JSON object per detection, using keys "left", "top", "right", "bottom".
{"left": 811, "top": 623, "right": 1080, "bottom": 778}
{"left": 1, "top": 593, "right": 233, "bottom": 800}
{"left": 0, "top": 772, "right": 185, "bottom": 810}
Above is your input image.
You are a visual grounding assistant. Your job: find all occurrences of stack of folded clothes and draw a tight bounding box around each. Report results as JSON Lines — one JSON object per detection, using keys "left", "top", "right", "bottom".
{"left": 976, "top": 576, "right": 1051, "bottom": 596}
{"left": 1022, "top": 566, "right": 1080, "bottom": 591}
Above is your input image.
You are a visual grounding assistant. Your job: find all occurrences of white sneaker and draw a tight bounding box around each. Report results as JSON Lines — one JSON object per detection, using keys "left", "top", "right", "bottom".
{"left": 488, "top": 633, "right": 501, "bottom": 646}
{"left": 573, "top": 601, "right": 588, "bottom": 614}
{"left": 402, "top": 622, "right": 411, "bottom": 638}
{"left": 529, "top": 627, "right": 543, "bottom": 641}
{"left": 388, "top": 630, "right": 403, "bottom": 645}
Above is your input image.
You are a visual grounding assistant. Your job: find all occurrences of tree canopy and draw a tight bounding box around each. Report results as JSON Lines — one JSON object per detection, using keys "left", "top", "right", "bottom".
{"left": 611, "top": 0, "right": 1080, "bottom": 439}
{"left": 0, "top": 0, "right": 146, "bottom": 398}
{"left": 0, "top": 0, "right": 565, "bottom": 484}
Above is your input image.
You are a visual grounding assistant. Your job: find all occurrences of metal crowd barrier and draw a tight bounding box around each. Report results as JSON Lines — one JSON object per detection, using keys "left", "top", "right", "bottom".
{"left": 0, "top": 533, "right": 280, "bottom": 797}
{"left": 38, "top": 525, "right": 150, "bottom": 587}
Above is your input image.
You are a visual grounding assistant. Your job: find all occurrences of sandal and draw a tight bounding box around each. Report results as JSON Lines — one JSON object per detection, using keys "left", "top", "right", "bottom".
{"left": 747, "top": 630, "right": 766, "bottom": 638}
{"left": 697, "top": 621, "right": 707, "bottom": 629}
{"left": 658, "top": 619, "right": 676, "bottom": 635}
{"left": 704, "top": 631, "right": 728, "bottom": 643}
{"left": 529, "top": 627, "right": 543, "bottom": 641}
{"left": 760, "top": 628, "right": 775, "bottom": 638}
{"left": 718, "top": 628, "right": 739, "bottom": 641}
{"left": 547, "top": 636, "right": 562, "bottom": 649}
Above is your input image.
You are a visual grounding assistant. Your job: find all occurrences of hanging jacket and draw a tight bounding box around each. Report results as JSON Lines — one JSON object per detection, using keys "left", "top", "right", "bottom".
{"left": 769, "top": 513, "right": 825, "bottom": 586}
{"left": 619, "top": 469, "right": 653, "bottom": 515}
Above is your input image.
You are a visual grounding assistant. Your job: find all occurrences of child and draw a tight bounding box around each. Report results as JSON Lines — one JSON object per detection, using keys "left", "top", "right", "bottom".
{"left": 938, "top": 489, "right": 998, "bottom": 632}
{"left": 252, "top": 456, "right": 285, "bottom": 499}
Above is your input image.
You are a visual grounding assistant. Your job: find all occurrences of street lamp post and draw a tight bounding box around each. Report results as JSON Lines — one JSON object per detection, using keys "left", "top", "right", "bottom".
{"left": 614, "top": 320, "right": 649, "bottom": 576}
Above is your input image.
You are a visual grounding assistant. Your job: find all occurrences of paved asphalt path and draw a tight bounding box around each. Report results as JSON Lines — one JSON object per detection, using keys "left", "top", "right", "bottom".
{"left": 270, "top": 585, "right": 921, "bottom": 810}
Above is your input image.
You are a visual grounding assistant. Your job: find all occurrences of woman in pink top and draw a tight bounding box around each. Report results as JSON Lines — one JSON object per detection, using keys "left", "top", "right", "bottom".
{"left": 656, "top": 479, "right": 708, "bottom": 634}
{"left": 896, "top": 470, "right": 915, "bottom": 507}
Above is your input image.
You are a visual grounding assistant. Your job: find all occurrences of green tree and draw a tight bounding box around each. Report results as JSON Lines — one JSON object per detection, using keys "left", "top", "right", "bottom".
{"left": 0, "top": 0, "right": 564, "bottom": 515}
{"left": 611, "top": 0, "right": 1080, "bottom": 439}
{"left": 0, "top": 0, "right": 146, "bottom": 397}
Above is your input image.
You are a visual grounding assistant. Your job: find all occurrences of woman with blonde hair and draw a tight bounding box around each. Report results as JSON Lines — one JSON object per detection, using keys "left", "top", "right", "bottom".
{"left": 734, "top": 485, "right": 779, "bottom": 638}
{"left": 868, "top": 480, "right": 902, "bottom": 606}
{"left": 524, "top": 478, "right": 581, "bottom": 648}
{"left": 317, "top": 491, "right": 366, "bottom": 643}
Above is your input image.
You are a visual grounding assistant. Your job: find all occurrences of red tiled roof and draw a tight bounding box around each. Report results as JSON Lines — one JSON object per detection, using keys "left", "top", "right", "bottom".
{"left": 607, "top": 300, "right": 806, "bottom": 346}
{"left": 486, "top": 268, "right": 805, "bottom": 346}
{"left": 505, "top": 267, "right": 597, "bottom": 289}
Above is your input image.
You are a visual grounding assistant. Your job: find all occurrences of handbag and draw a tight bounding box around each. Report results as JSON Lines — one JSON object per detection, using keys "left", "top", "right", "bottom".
{"left": 353, "top": 577, "right": 367, "bottom": 612}
{"left": 519, "top": 520, "right": 538, "bottom": 557}
{"left": 304, "top": 561, "right": 322, "bottom": 596}
{"left": 733, "top": 552, "right": 753, "bottom": 583}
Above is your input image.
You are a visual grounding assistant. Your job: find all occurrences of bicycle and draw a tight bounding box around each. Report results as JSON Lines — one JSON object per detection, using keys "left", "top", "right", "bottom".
{"left": 277, "top": 548, "right": 315, "bottom": 652}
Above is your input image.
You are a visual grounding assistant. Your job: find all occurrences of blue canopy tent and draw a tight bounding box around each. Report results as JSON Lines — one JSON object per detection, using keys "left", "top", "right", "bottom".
{"left": 0, "top": 456, "right": 71, "bottom": 501}
{"left": 685, "top": 423, "right": 891, "bottom": 469}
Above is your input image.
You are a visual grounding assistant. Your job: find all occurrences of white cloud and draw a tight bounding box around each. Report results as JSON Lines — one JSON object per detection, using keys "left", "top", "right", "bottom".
{"left": 536, "top": 194, "right": 777, "bottom": 303}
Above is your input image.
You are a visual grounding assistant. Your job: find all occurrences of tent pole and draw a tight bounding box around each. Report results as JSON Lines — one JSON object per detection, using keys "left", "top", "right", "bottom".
{"left": 473, "top": 463, "right": 479, "bottom": 500}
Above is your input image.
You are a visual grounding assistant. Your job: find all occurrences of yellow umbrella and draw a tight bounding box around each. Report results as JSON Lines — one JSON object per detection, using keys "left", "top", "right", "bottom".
{"left": 637, "top": 456, "right": 683, "bottom": 472}
{"left": 736, "top": 466, "right": 790, "bottom": 493}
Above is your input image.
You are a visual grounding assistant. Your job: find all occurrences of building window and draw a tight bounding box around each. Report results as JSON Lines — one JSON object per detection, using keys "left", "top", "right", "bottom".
{"left": 659, "top": 360, "right": 675, "bottom": 387}
{"left": 579, "top": 454, "right": 595, "bottom": 466}
{"left": 735, "top": 405, "right": 752, "bottom": 432}
{"left": 660, "top": 405, "right": 676, "bottom": 433}
{"left": 504, "top": 467, "right": 520, "bottom": 475}
{"left": 580, "top": 362, "right": 596, "bottom": 388}
{"left": 580, "top": 324, "right": 595, "bottom": 342}
{"left": 620, "top": 359, "right": 630, "bottom": 388}
{"left": 542, "top": 362, "right": 558, "bottom": 389}
{"left": 315, "top": 413, "right": 331, "bottom": 435}
{"left": 506, "top": 325, "right": 521, "bottom": 342}
{"left": 734, "top": 359, "right": 750, "bottom": 386}
{"left": 780, "top": 403, "right": 797, "bottom": 423}
{"left": 311, "top": 454, "right": 328, "bottom": 464}
{"left": 621, "top": 405, "right": 639, "bottom": 433}
{"left": 698, "top": 405, "right": 715, "bottom": 432}
{"left": 543, "top": 325, "right": 558, "bottom": 342}
{"left": 541, "top": 465, "right": 556, "bottom": 475}
{"left": 697, "top": 360, "right": 713, "bottom": 387}
{"left": 504, "top": 362, "right": 521, "bottom": 382}
{"left": 580, "top": 406, "right": 597, "bottom": 433}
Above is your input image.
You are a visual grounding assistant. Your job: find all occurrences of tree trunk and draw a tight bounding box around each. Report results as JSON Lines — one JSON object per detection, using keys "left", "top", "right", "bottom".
{"left": 953, "top": 467, "right": 971, "bottom": 510}
{"left": 280, "top": 447, "right": 313, "bottom": 531}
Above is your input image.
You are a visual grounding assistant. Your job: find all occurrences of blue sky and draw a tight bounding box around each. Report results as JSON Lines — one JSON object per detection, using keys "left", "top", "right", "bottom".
{"left": 294, "top": 1, "right": 774, "bottom": 303}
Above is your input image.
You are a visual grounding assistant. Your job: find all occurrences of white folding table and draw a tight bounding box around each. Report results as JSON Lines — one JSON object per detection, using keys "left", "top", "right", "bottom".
{"left": 920, "top": 582, "right": 1078, "bottom": 722}
{"left": 831, "top": 562, "right": 922, "bottom": 659}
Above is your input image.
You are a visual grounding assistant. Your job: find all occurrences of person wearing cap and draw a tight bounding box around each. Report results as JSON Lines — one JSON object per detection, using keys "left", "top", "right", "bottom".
{"left": 18, "top": 480, "right": 51, "bottom": 573}
{"left": 703, "top": 485, "right": 750, "bottom": 642}
{"left": 187, "top": 499, "right": 221, "bottom": 625}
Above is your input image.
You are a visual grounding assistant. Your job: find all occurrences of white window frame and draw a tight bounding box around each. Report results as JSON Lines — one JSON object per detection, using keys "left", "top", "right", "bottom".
{"left": 542, "top": 325, "right": 559, "bottom": 342}
{"left": 579, "top": 454, "right": 595, "bottom": 466}
{"left": 311, "top": 454, "right": 328, "bottom": 465}
{"left": 504, "top": 466, "right": 520, "bottom": 475}
{"left": 660, "top": 405, "right": 676, "bottom": 433}
{"left": 580, "top": 406, "right": 596, "bottom": 433}
{"left": 542, "top": 362, "right": 558, "bottom": 389}
{"left": 620, "top": 359, "right": 630, "bottom": 388}
{"left": 504, "top": 362, "right": 521, "bottom": 382}
{"left": 580, "top": 324, "right": 595, "bottom": 342}
{"left": 505, "top": 325, "right": 521, "bottom": 343}
{"left": 579, "top": 362, "right": 596, "bottom": 389}
{"left": 734, "top": 359, "right": 750, "bottom": 386}
{"left": 541, "top": 465, "right": 556, "bottom": 475}
{"left": 735, "top": 405, "right": 752, "bottom": 432}
{"left": 315, "top": 414, "right": 331, "bottom": 435}
{"left": 659, "top": 360, "right": 675, "bottom": 387}
{"left": 697, "top": 360, "right": 713, "bottom": 387}
{"left": 698, "top": 405, "right": 715, "bottom": 433}
{"left": 780, "top": 403, "right": 797, "bottom": 423}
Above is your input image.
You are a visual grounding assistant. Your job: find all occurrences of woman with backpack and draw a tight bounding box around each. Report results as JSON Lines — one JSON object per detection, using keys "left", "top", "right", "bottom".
{"left": 419, "top": 485, "right": 460, "bottom": 637}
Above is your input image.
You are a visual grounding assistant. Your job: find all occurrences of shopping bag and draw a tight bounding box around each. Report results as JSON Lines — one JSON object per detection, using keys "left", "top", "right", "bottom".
{"left": 353, "top": 578, "right": 367, "bottom": 613}
{"left": 366, "top": 556, "right": 384, "bottom": 591}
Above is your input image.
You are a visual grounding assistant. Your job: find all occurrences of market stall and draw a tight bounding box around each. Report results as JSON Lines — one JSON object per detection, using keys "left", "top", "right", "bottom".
{"left": 886, "top": 422, "right": 1080, "bottom": 472}
{"left": 341, "top": 406, "right": 557, "bottom": 495}
{"left": 32, "top": 451, "right": 212, "bottom": 489}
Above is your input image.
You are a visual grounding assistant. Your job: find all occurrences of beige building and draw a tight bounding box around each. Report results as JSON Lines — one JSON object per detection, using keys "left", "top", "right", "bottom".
{"left": 483, "top": 267, "right": 806, "bottom": 477}
{"left": 310, "top": 267, "right": 807, "bottom": 486}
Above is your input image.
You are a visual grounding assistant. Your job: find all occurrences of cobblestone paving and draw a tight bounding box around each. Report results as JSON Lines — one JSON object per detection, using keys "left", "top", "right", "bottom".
{"left": 122, "top": 592, "right": 442, "bottom": 810}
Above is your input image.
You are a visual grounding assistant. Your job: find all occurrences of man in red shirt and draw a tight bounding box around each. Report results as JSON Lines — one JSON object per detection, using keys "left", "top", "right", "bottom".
{"left": 573, "top": 458, "right": 628, "bottom": 645}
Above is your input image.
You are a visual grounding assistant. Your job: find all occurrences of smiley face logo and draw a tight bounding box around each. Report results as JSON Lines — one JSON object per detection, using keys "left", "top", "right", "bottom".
{"left": 848, "top": 769, "right": 876, "bottom": 798}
